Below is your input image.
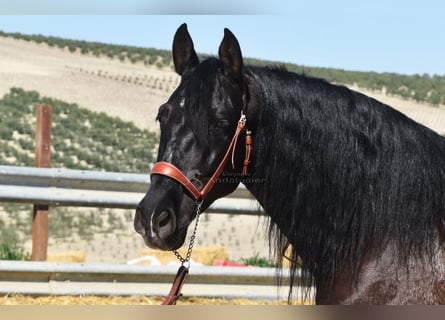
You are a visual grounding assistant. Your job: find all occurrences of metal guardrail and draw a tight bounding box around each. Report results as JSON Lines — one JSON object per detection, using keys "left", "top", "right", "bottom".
{"left": 0, "top": 165, "right": 263, "bottom": 214}
{"left": 0, "top": 261, "right": 306, "bottom": 301}
{"left": 0, "top": 165, "right": 293, "bottom": 300}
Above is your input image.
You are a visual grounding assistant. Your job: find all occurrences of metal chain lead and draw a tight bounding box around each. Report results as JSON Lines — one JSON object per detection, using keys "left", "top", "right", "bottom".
{"left": 173, "top": 199, "right": 204, "bottom": 268}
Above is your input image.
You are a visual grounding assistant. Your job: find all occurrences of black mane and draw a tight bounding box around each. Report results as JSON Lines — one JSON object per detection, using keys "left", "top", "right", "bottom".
{"left": 245, "top": 65, "right": 445, "bottom": 297}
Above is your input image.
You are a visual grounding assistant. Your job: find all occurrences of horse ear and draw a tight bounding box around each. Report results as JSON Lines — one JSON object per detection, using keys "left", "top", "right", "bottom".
{"left": 172, "top": 23, "right": 199, "bottom": 76}
{"left": 218, "top": 28, "right": 244, "bottom": 83}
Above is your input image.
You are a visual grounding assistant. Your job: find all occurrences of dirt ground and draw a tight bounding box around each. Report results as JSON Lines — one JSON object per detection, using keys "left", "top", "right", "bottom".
{"left": 0, "top": 294, "right": 304, "bottom": 305}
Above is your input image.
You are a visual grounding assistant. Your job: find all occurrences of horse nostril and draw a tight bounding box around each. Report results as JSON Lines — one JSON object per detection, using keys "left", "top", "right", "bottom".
{"left": 154, "top": 210, "right": 176, "bottom": 238}
{"left": 158, "top": 211, "right": 171, "bottom": 228}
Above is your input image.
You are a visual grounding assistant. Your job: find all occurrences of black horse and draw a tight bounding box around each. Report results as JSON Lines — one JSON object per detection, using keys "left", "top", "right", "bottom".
{"left": 134, "top": 24, "right": 445, "bottom": 304}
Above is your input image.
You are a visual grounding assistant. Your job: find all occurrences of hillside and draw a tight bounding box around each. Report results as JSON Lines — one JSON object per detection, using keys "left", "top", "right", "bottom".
{"left": 0, "top": 35, "right": 178, "bottom": 131}
{"left": 1, "top": 30, "right": 445, "bottom": 107}
{"left": 1, "top": 32, "right": 445, "bottom": 138}
{"left": 0, "top": 87, "right": 157, "bottom": 172}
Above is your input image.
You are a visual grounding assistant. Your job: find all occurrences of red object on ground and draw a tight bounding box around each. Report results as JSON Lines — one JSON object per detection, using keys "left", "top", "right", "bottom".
{"left": 213, "top": 260, "right": 248, "bottom": 267}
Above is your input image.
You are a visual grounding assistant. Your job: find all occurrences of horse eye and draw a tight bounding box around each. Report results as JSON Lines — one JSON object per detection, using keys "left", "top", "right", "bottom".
{"left": 156, "top": 105, "right": 170, "bottom": 124}
{"left": 155, "top": 112, "right": 163, "bottom": 124}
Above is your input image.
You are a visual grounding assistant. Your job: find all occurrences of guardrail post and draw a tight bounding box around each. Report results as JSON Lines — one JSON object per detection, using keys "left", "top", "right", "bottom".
{"left": 32, "top": 104, "right": 52, "bottom": 261}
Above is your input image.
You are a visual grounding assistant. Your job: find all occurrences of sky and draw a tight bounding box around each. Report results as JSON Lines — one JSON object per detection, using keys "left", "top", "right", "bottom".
{"left": 0, "top": 1, "right": 444, "bottom": 76}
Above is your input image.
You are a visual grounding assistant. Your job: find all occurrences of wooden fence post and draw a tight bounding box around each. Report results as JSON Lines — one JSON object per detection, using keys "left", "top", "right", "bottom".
{"left": 32, "top": 104, "right": 52, "bottom": 261}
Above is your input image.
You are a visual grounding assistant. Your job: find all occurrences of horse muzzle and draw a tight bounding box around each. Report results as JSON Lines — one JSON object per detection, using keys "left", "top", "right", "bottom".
{"left": 134, "top": 205, "right": 186, "bottom": 251}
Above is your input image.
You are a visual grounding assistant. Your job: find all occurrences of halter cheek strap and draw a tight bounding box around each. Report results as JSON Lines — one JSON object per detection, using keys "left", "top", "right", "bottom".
{"left": 150, "top": 113, "right": 251, "bottom": 201}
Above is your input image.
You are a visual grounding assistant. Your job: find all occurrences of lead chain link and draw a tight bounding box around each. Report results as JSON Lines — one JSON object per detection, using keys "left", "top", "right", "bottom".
{"left": 173, "top": 199, "right": 204, "bottom": 268}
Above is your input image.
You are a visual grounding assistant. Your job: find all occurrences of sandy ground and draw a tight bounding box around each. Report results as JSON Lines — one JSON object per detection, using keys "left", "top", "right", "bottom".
{"left": 2, "top": 36, "right": 445, "bottom": 265}
{"left": 0, "top": 294, "right": 295, "bottom": 305}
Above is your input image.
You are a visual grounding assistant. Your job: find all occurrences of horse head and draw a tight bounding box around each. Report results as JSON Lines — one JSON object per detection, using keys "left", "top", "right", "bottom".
{"left": 134, "top": 24, "right": 248, "bottom": 250}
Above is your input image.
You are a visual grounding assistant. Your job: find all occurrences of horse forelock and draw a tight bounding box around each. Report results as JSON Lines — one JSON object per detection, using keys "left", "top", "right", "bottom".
{"left": 179, "top": 58, "right": 224, "bottom": 146}
{"left": 181, "top": 57, "right": 245, "bottom": 148}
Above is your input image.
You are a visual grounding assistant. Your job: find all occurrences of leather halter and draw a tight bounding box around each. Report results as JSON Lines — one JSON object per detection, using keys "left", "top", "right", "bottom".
{"left": 150, "top": 112, "right": 251, "bottom": 201}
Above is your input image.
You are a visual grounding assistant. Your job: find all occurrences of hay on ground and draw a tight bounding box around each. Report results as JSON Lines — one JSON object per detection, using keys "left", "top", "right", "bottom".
{"left": 138, "top": 245, "right": 229, "bottom": 266}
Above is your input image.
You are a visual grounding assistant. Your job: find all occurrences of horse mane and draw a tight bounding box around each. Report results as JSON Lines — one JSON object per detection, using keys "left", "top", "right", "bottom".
{"left": 246, "top": 65, "right": 445, "bottom": 300}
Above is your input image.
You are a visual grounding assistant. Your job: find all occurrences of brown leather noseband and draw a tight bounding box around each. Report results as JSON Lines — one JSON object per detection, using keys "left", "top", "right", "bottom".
{"left": 150, "top": 112, "right": 251, "bottom": 201}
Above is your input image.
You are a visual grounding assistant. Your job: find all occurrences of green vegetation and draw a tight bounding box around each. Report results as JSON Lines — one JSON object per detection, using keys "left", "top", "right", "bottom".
{"left": 244, "top": 58, "right": 445, "bottom": 106}
{"left": 241, "top": 253, "right": 277, "bottom": 268}
{"left": 1, "top": 30, "right": 444, "bottom": 106}
{"left": 0, "top": 88, "right": 157, "bottom": 249}
{"left": 0, "top": 30, "right": 173, "bottom": 69}
{"left": 0, "top": 203, "right": 132, "bottom": 250}
{"left": 0, "top": 243, "right": 31, "bottom": 261}
{"left": 0, "top": 87, "right": 158, "bottom": 172}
